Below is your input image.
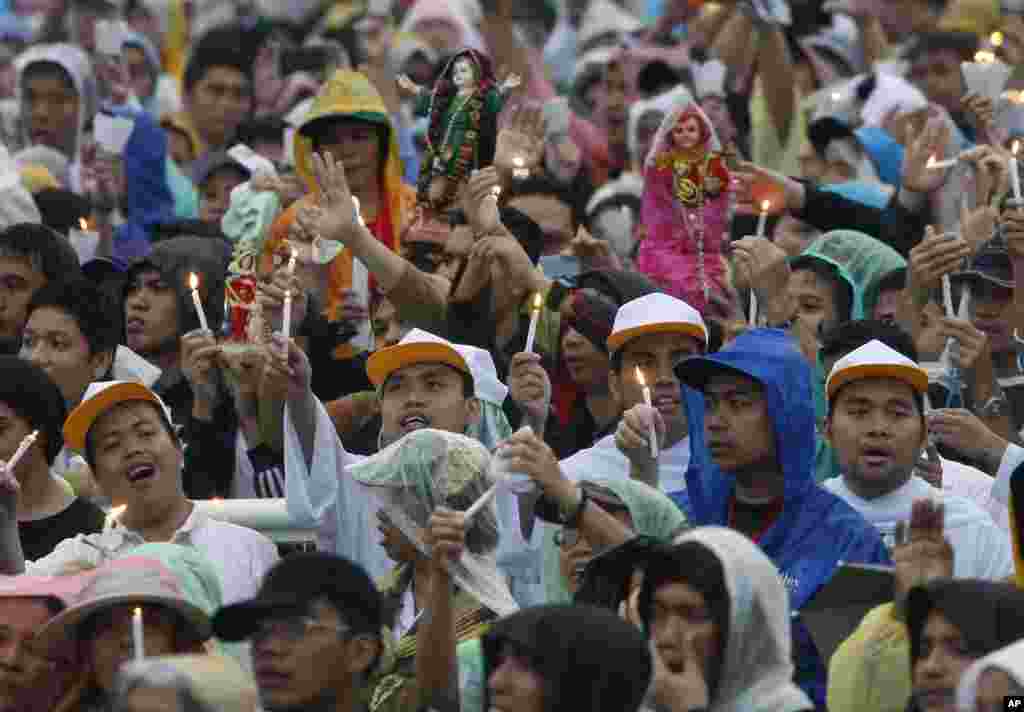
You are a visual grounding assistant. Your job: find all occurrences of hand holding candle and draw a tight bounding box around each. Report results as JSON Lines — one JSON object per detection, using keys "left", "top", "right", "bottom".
{"left": 635, "top": 366, "right": 659, "bottom": 460}
{"left": 524, "top": 293, "right": 542, "bottom": 353}
{"left": 3, "top": 430, "right": 38, "bottom": 476}
{"left": 281, "top": 290, "right": 293, "bottom": 340}
{"left": 756, "top": 199, "right": 770, "bottom": 239}
{"left": 188, "top": 273, "right": 210, "bottom": 332}
{"left": 287, "top": 247, "right": 297, "bottom": 277}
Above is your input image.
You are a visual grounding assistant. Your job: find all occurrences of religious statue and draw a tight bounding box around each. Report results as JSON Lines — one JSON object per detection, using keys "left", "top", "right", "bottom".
{"left": 397, "top": 48, "right": 520, "bottom": 211}
{"left": 636, "top": 102, "right": 731, "bottom": 311}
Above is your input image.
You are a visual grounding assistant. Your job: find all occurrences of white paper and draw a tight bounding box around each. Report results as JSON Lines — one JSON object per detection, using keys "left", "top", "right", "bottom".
{"left": 94, "top": 114, "right": 135, "bottom": 155}
{"left": 228, "top": 144, "right": 277, "bottom": 178}
{"left": 69, "top": 229, "right": 99, "bottom": 265}
{"left": 962, "top": 60, "right": 1013, "bottom": 103}
{"left": 95, "top": 20, "right": 128, "bottom": 56}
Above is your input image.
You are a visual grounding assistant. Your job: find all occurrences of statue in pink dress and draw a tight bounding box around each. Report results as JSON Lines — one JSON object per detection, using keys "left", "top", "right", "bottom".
{"left": 637, "top": 102, "right": 731, "bottom": 312}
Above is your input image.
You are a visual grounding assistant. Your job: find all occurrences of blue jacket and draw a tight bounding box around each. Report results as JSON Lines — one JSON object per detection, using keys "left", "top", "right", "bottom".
{"left": 110, "top": 107, "right": 176, "bottom": 262}
{"left": 673, "top": 329, "right": 891, "bottom": 708}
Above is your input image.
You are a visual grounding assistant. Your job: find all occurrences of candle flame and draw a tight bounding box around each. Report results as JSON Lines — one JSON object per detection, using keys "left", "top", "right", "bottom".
{"left": 830, "top": 91, "right": 841, "bottom": 101}
{"left": 926, "top": 155, "right": 937, "bottom": 168}
{"left": 491, "top": 185, "right": 502, "bottom": 197}
{"left": 290, "top": 247, "right": 297, "bottom": 260}
{"left": 975, "top": 50, "right": 997, "bottom": 63}
{"left": 188, "top": 272, "right": 199, "bottom": 290}
{"left": 992, "top": 31, "right": 1004, "bottom": 47}
{"left": 634, "top": 366, "right": 647, "bottom": 388}
{"left": 1014, "top": 140, "right": 1021, "bottom": 157}
{"left": 760, "top": 199, "right": 771, "bottom": 212}
{"left": 134, "top": 607, "right": 142, "bottom": 616}
{"left": 78, "top": 218, "right": 89, "bottom": 231}
{"left": 513, "top": 156, "right": 525, "bottom": 167}
{"left": 531, "top": 292, "right": 542, "bottom": 312}
{"left": 105, "top": 504, "right": 126, "bottom": 527}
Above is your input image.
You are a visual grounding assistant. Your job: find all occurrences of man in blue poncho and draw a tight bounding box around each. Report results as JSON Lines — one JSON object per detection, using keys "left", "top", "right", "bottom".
{"left": 673, "top": 328, "right": 890, "bottom": 708}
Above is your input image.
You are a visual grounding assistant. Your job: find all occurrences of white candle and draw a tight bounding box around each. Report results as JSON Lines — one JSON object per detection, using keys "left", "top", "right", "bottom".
{"left": 188, "top": 273, "right": 210, "bottom": 332}
{"left": 352, "top": 196, "right": 366, "bottom": 227}
{"left": 927, "top": 155, "right": 957, "bottom": 170}
{"left": 1012, "top": 141, "right": 1022, "bottom": 201}
{"left": 756, "top": 200, "right": 770, "bottom": 238}
{"left": 4, "top": 430, "right": 38, "bottom": 475}
{"left": 103, "top": 503, "right": 126, "bottom": 533}
{"left": 512, "top": 155, "right": 529, "bottom": 179}
{"left": 132, "top": 607, "right": 145, "bottom": 661}
{"left": 635, "top": 366, "right": 659, "bottom": 459}
{"left": 748, "top": 290, "right": 759, "bottom": 326}
{"left": 958, "top": 282, "right": 972, "bottom": 320}
{"left": 524, "top": 293, "right": 542, "bottom": 353}
{"left": 287, "top": 247, "right": 297, "bottom": 277}
{"left": 281, "top": 290, "right": 292, "bottom": 338}
{"left": 942, "top": 274, "right": 954, "bottom": 317}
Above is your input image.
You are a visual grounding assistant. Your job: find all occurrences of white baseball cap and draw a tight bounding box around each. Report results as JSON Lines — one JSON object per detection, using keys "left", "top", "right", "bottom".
{"left": 64, "top": 381, "right": 175, "bottom": 453}
{"left": 366, "top": 328, "right": 471, "bottom": 387}
{"left": 826, "top": 339, "right": 928, "bottom": 400}
{"left": 607, "top": 293, "right": 708, "bottom": 354}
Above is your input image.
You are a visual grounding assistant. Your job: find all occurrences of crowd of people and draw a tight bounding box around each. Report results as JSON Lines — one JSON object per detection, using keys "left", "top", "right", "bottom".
{"left": 0, "top": 0, "right": 1020, "bottom": 710}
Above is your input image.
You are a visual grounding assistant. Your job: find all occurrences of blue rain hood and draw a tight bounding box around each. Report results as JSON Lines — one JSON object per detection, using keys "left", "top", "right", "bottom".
{"left": 674, "top": 329, "right": 890, "bottom": 706}
{"left": 854, "top": 126, "right": 903, "bottom": 187}
{"left": 111, "top": 106, "right": 175, "bottom": 262}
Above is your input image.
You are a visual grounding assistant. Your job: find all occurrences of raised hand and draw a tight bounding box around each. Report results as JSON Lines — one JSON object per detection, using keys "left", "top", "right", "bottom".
{"left": 615, "top": 404, "right": 666, "bottom": 468}
{"left": 425, "top": 507, "right": 467, "bottom": 566}
{"left": 396, "top": 74, "right": 422, "bottom": 97}
{"left": 494, "top": 104, "right": 545, "bottom": 183}
{"left": 962, "top": 93, "right": 996, "bottom": 137}
{"left": 263, "top": 334, "right": 313, "bottom": 400}
{"left": 301, "top": 152, "right": 358, "bottom": 243}
{"left": 500, "top": 73, "right": 522, "bottom": 92}
{"left": 929, "top": 407, "right": 1008, "bottom": 467}
{"left": 508, "top": 352, "right": 552, "bottom": 432}
{"left": 180, "top": 329, "right": 222, "bottom": 409}
{"left": 903, "top": 117, "right": 954, "bottom": 194}
{"left": 257, "top": 270, "right": 309, "bottom": 335}
{"left": 893, "top": 499, "right": 953, "bottom": 618}
{"left": 567, "top": 226, "right": 622, "bottom": 271}
{"left": 907, "top": 227, "right": 971, "bottom": 294}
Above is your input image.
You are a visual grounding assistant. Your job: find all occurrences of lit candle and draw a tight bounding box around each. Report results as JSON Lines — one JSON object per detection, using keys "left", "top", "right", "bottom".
{"left": 927, "top": 155, "right": 957, "bottom": 170}
{"left": 189, "top": 273, "right": 210, "bottom": 332}
{"left": 512, "top": 155, "right": 529, "bottom": 179}
{"left": 352, "top": 196, "right": 366, "bottom": 227}
{"left": 635, "top": 367, "right": 659, "bottom": 459}
{"left": 756, "top": 200, "right": 770, "bottom": 238}
{"left": 281, "top": 290, "right": 292, "bottom": 339}
{"left": 748, "top": 289, "right": 759, "bottom": 326}
{"left": 524, "top": 293, "right": 542, "bottom": 353}
{"left": 974, "top": 50, "right": 997, "bottom": 64}
{"left": 991, "top": 31, "right": 1004, "bottom": 49}
{"left": 3, "top": 430, "right": 38, "bottom": 475}
{"left": 132, "top": 607, "right": 144, "bottom": 661}
{"left": 103, "top": 504, "right": 126, "bottom": 533}
{"left": 1013, "top": 141, "right": 1023, "bottom": 201}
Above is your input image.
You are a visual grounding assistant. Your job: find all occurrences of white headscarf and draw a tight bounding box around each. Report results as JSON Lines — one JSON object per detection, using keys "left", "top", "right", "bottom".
{"left": 957, "top": 638, "right": 1024, "bottom": 711}
{"left": 672, "top": 527, "right": 813, "bottom": 712}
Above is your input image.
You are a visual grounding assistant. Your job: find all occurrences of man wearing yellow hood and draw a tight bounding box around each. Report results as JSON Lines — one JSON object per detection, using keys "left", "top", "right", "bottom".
{"left": 261, "top": 70, "right": 415, "bottom": 360}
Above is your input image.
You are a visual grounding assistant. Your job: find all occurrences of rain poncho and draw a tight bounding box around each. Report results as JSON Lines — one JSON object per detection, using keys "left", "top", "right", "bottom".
{"left": 637, "top": 100, "right": 730, "bottom": 312}
{"left": 797, "top": 231, "right": 908, "bottom": 482}
{"left": 957, "top": 638, "right": 1024, "bottom": 711}
{"left": 542, "top": 477, "right": 688, "bottom": 604}
{"left": 262, "top": 70, "right": 415, "bottom": 359}
{"left": 15, "top": 43, "right": 95, "bottom": 192}
{"left": 645, "top": 527, "right": 814, "bottom": 712}
{"left": 348, "top": 428, "right": 517, "bottom": 616}
{"left": 110, "top": 107, "right": 177, "bottom": 262}
{"left": 398, "top": 0, "right": 486, "bottom": 53}
{"left": 675, "top": 329, "right": 890, "bottom": 707}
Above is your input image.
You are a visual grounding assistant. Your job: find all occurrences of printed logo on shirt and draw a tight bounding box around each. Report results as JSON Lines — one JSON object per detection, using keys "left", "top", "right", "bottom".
{"left": 254, "top": 465, "right": 286, "bottom": 498}
{"left": 780, "top": 571, "right": 800, "bottom": 594}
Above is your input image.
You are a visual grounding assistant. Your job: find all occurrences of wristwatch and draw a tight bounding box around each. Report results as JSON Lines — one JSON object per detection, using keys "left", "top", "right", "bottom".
{"left": 557, "top": 484, "right": 589, "bottom": 528}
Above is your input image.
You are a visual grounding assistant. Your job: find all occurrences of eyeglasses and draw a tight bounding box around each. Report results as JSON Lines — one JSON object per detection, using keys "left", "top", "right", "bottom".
{"left": 251, "top": 616, "right": 350, "bottom": 645}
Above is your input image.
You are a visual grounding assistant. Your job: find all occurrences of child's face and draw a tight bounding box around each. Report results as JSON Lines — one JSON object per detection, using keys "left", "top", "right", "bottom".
{"left": 971, "top": 281, "right": 1015, "bottom": 354}
{"left": 199, "top": 167, "right": 247, "bottom": 224}
{"left": 22, "top": 69, "right": 79, "bottom": 158}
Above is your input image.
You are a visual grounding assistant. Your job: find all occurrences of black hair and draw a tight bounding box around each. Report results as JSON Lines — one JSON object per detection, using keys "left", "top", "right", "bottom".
{"left": 0, "top": 356, "right": 66, "bottom": 465}
{"left": 0, "top": 223, "right": 81, "bottom": 285}
{"left": 183, "top": 26, "right": 255, "bottom": 94}
{"left": 32, "top": 189, "right": 92, "bottom": 238}
{"left": 907, "top": 31, "right": 979, "bottom": 64}
{"left": 821, "top": 319, "right": 924, "bottom": 414}
{"left": 636, "top": 63, "right": 683, "bottom": 98}
{"left": 236, "top": 118, "right": 287, "bottom": 147}
{"left": 26, "top": 279, "right": 121, "bottom": 358}
{"left": 506, "top": 172, "right": 593, "bottom": 234}
{"left": 21, "top": 60, "right": 75, "bottom": 94}
{"left": 790, "top": 256, "right": 854, "bottom": 324}
{"left": 874, "top": 267, "right": 907, "bottom": 298}
{"left": 381, "top": 364, "right": 475, "bottom": 399}
{"left": 302, "top": 116, "right": 389, "bottom": 170}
